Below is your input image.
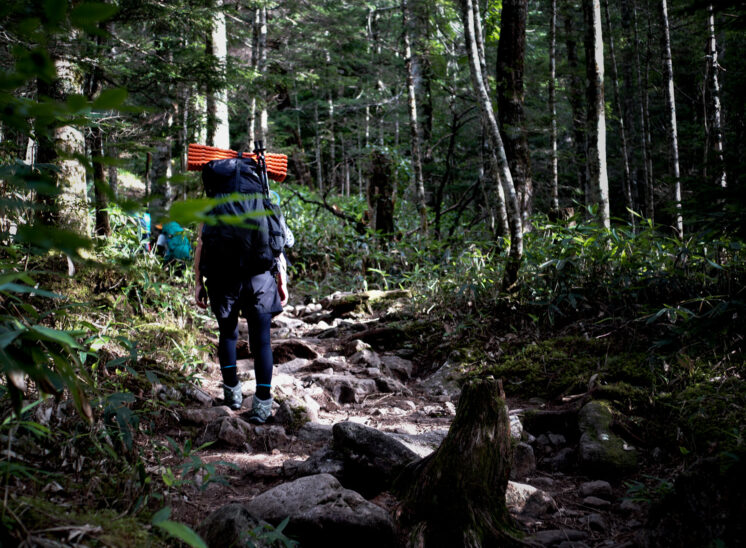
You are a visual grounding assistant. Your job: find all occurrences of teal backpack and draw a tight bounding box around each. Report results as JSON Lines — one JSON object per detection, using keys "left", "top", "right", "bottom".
{"left": 161, "top": 222, "right": 191, "bottom": 261}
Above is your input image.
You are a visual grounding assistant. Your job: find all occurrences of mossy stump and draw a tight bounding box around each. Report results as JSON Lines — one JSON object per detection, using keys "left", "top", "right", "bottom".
{"left": 396, "top": 378, "right": 526, "bottom": 547}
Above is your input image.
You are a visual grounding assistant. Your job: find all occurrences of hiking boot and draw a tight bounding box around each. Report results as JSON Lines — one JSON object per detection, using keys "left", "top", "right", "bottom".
{"left": 247, "top": 395, "right": 273, "bottom": 424}
{"left": 222, "top": 382, "right": 244, "bottom": 410}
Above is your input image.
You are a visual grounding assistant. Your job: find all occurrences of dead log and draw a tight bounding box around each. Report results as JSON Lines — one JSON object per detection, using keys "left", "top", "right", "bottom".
{"left": 396, "top": 378, "right": 528, "bottom": 547}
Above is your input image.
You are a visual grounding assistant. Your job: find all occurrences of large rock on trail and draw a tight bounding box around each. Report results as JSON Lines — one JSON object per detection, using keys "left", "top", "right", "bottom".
{"left": 195, "top": 416, "right": 252, "bottom": 449}
{"left": 333, "top": 421, "right": 420, "bottom": 497}
{"left": 577, "top": 400, "right": 637, "bottom": 478}
{"left": 245, "top": 473, "right": 396, "bottom": 548}
{"left": 417, "top": 351, "right": 465, "bottom": 399}
{"left": 303, "top": 373, "right": 377, "bottom": 404}
{"left": 197, "top": 503, "right": 269, "bottom": 548}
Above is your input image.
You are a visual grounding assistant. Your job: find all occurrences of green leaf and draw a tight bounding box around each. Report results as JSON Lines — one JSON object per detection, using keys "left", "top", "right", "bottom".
{"left": 93, "top": 88, "right": 127, "bottom": 110}
{"left": 70, "top": 3, "right": 118, "bottom": 27}
{"left": 15, "top": 224, "right": 92, "bottom": 256}
{"left": 0, "top": 283, "right": 62, "bottom": 299}
{"left": 29, "top": 325, "right": 82, "bottom": 349}
{"left": 151, "top": 507, "right": 171, "bottom": 525}
{"left": 154, "top": 521, "right": 208, "bottom": 548}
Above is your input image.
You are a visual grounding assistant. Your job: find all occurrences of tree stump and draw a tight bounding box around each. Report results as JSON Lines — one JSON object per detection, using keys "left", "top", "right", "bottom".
{"left": 396, "top": 378, "right": 527, "bottom": 547}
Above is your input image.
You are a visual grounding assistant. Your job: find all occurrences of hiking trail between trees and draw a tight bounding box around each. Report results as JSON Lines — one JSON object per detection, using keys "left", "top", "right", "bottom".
{"left": 166, "top": 290, "right": 646, "bottom": 547}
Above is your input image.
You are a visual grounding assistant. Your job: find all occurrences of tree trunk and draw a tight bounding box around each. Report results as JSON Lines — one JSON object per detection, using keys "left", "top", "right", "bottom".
{"left": 257, "top": 5, "right": 268, "bottom": 146}
{"left": 328, "top": 91, "right": 336, "bottom": 192}
{"left": 497, "top": 0, "right": 533, "bottom": 229}
{"left": 396, "top": 378, "right": 522, "bottom": 547}
{"left": 460, "top": 0, "right": 523, "bottom": 288}
{"left": 35, "top": 56, "right": 89, "bottom": 236}
{"left": 207, "top": 0, "right": 230, "bottom": 149}
{"left": 107, "top": 139, "right": 118, "bottom": 198}
{"left": 368, "top": 150, "right": 396, "bottom": 238}
{"left": 91, "top": 126, "right": 110, "bottom": 237}
{"left": 633, "top": 0, "right": 654, "bottom": 221}
{"left": 149, "top": 111, "right": 173, "bottom": 222}
{"left": 659, "top": 0, "right": 683, "bottom": 237}
{"left": 403, "top": 0, "right": 427, "bottom": 231}
{"left": 620, "top": 0, "right": 640, "bottom": 212}
{"left": 705, "top": 3, "right": 726, "bottom": 188}
{"left": 314, "top": 102, "right": 323, "bottom": 192}
{"left": 602, "top": 0, "right": 634, "bottom": 226}
{"left": 549, "top": 0, "right": 560, "bottom": 216}
{"left": 583, "top": 0, "right": 611, "bottom": 229}
{"left": 562, "top": 6, "right": 588, "bottom": 203}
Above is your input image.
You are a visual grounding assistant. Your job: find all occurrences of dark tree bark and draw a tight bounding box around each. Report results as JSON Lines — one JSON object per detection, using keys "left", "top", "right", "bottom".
{"left": 368, "top": 150, "right": 396, "bottom": 238}
{"left": 497, "top": 0, "right": 533, "bottom": 228}
{"left": 396, "top": 378, "right": 523, "bottom": 547}
{"left": 91, "top": 126, "right": 110, "bottom": 237}
{"left": 561, "top": 5, "right": 588, "bottom": 202}
{"left": 549, "top": 0, "right": 560, "bottom": 215}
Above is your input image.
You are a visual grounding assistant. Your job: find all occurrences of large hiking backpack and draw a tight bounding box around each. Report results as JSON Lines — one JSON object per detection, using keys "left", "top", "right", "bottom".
{"left": 199, "top": 156, "right": 288, "bottom": 276}
{"left": 161, "top": 221, "right": 191, "bottom": 261}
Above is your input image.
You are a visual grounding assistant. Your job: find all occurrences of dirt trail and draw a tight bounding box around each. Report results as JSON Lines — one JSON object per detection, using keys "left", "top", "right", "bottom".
{"left": 168, "top": 295, "right": 645, "bottom": 547}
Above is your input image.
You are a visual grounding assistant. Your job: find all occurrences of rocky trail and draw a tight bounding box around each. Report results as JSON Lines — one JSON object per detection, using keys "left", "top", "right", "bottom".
{"left": 166, "top": 291, "right": 646, "bottom": 547}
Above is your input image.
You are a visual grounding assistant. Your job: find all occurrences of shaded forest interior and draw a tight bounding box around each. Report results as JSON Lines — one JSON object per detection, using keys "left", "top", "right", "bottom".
{"left": 1, "top": 0, "right": 745, "bottom": 546}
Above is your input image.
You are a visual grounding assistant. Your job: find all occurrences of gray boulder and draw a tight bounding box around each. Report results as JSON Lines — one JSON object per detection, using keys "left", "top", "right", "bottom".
{"left": 333, "top": 421, "right": 420, "bottom": 496}
{"left": 580, "top": 480, "right": 612, "bottom": 499}
{"left": 380, "top": 354, "right": 413, "bottom": 381}
{"left": 197, "top": 503, "right": 269, "bottom": 548}
{"left": 274, "top": 395, "right": 319, "bottom": 432}
{"left": 506, "top": 481, "right": 558, "bottom": 518}
{"left": 283, "top": 447, "right": 345, "bottom": 479}
{"left": 510, "top": 442, "right": 536, "bottom": 480}
{"left": 577, "top": 401, "right": 637, "bottom": 478}
{"left": 303, "top": 373, "right": 377, "bottom": 404}
{"left": 178, "top": 406, "right": 231, "bottom": 426}
{"left": 246, "top": 474, "right": 396, "bottom": 548}
{"left": 196, "top": 416, "right": 252, "bottom": 449}
{"left": 526, "top": 529, "right": 587, "bottom": 546}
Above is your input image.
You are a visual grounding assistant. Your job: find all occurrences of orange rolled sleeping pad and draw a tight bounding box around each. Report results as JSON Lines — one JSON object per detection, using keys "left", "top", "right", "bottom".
{"left": 187, "top": 143, "right": 288, "bottom": 182}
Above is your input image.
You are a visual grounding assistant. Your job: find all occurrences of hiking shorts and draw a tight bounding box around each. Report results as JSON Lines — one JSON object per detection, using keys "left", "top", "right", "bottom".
{"left": 206, "top": 270, "right": 282, "bottom": 321}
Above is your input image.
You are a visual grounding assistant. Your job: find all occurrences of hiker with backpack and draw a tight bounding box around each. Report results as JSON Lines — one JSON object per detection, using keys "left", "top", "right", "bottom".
{"left": 193, "top": 143, "right": 290, "bottom": 423}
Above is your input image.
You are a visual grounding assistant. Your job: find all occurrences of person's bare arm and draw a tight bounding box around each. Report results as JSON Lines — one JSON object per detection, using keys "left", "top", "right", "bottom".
{"left": 194, "top": 223, "right": 208, "bottom": 309}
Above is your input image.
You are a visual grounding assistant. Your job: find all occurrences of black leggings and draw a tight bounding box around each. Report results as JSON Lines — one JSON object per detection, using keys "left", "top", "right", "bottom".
{"left": 217, "top": 312, "right": 273, "bottom": 398}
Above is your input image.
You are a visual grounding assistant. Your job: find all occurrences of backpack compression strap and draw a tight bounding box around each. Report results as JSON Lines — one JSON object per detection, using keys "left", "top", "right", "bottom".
{"left": 187, "top": 143, "right": 288, "bottom": 182}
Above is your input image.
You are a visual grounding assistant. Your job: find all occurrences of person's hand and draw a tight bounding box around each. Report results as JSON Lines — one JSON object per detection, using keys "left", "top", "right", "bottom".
{"left": 195, "top": 281, "right": 208, "bottom": 309}
{"left": 276, "top": 256, "right": 289, "bottom": 307}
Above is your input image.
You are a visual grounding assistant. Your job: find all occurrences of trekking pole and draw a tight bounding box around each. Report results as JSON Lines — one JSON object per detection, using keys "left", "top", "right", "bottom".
{"left": 253, "top": 139, "right": 270, "bottom": 197}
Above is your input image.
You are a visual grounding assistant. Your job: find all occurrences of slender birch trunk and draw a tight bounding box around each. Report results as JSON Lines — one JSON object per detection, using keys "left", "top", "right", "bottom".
{"left": 248, "top": 7, "right": 259, "bottom": 147}
{"left": 660, "top": 0, "right": 683, "bottom": 237}
{"left": 314, "top": 102, "right": 323, "bottom": 192}
{"left": 402, "top": 0, "right": 427, "bottom": 230}
{"left": 706, "top": 4, "right": 726, "bottom": 188}
{"left": 150, "top": 110, "right": 173, "bottom": 222}
{"left": 472, "top": 0, "right": 508, "bottom": 236}
{"left": 257, "top": 5, "right": 268, "bottom": 146}
{"left": 602, "top": 0, "right": 634, "bottom": 225}
{"left": 460, "top": 0, "right": 523, "bottom": 288}
{"left": 328, "top": 91, "right": 336, "bottom": 193}
{"left": 583, "top": 0, "right": 610, "bottom": 228}
{"left": 207, "top": 0, "right": 230, "bottom": 149}
{"left": 549, "top": 0, "right": 559, "bottom": 215}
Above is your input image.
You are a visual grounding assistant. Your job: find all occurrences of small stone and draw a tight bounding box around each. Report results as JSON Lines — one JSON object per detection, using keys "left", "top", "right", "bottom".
{"left": 527, "top": 529, "right": 587, "bottom": 545}
{"left": 584, "top": 513, "right": 607, "bottom": 532}
{"left": 547, "top": 447, "right": 575, "bottom": 472}
{"left": 297, "top": 422, "right": 333, "bottom": 444}
{"left": 401, "top": 400, "right": 417, "bottom": 411}
{"left": 444, "top": 401, "right": 456, "bottom": 415}
{"left": 343, "top": 339, "right": 371, "bottom": 356}
{"left": 619, "top": 499, "right": 641, "bottom": 514}
{"left": 548, "top": 433, "right": 567, "bottom": 447}
{"left": 506, "top": 481, "right": 557, "bottom": 517}
{"left": 510, "top": 415, "right": 524, "bottom": 440}
{"left": 535, "top": 434, "right": 550, "bottom": 447}
{"left": 583, "top": 496, "right": 611, "bottom": 509}
{"left": 510, "top": 442, "right": 536, "bottom": 481}
{"left": 580, "top": 480, "right": 613, "bottom": 499}
{"left": 365, "top": 367, "right": 381, "bottom": 377}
